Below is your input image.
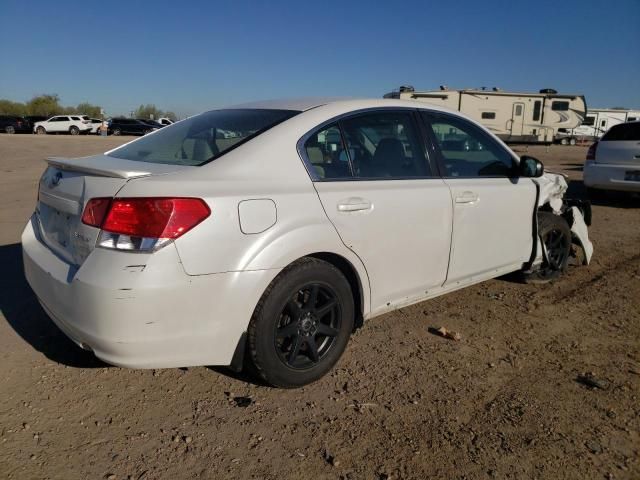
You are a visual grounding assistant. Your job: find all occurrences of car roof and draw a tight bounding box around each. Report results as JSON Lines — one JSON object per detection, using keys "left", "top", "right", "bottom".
{"left": 223, "top": 97, "right": 462, "bottom": 115}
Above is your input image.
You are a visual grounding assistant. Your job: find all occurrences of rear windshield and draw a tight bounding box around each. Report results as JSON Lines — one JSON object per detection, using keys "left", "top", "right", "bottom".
{"left": 108, "top": 108, "right": 299, "bottom": 166}
{"left": 601, "top": 122, "right": 640, "bottom": 141}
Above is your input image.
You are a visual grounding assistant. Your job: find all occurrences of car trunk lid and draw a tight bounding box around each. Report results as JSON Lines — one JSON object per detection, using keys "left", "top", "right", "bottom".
{"left": 596, "top": 140, "right": 640, "bottom": 165}
{"left": 36, "top": 154, "right": 190, "bottom": 266}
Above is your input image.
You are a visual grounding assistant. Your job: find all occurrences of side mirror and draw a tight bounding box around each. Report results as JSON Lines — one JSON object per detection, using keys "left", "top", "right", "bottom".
{"left": 519, "top": 155, "right": 544, "bottom": 178}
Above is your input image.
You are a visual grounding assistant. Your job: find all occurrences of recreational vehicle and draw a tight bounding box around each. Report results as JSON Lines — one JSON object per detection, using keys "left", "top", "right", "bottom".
{"left": 384, "top": 86, "right": 586, "bottom": 144}
{"left": 562, "top": 108, "right": 640, "bottom": 142}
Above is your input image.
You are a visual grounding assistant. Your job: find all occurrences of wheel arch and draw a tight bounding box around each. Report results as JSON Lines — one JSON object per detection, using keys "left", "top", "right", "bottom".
{"left": 306, "top": 252, "right": 365, "bottom": 329}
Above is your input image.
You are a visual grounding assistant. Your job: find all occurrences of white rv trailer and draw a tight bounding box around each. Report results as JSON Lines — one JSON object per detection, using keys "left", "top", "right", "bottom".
{"left": 383, "top": 86, "right": 587, "bottom": 144}
{"left": 560, "top": 108, "right": 640, "bottom": 143}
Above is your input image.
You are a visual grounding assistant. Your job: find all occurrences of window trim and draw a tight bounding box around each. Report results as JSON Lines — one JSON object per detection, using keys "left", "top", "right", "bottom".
{"left": 419, "top": 110, "right": 521, "bottom": 180}
{"left": 296, "top": 107, "right": 437, "bottom": 182}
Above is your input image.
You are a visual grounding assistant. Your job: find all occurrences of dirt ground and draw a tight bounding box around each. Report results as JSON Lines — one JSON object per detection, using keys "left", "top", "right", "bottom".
{"left": 0, "top": 135, "right": 638, "bottom": 480}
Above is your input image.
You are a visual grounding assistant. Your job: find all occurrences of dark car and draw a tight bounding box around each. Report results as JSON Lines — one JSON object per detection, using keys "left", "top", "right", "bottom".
{"left": 137, "top": 119, "right": 164, "bottom": 128}
{"left": 108, "top": 118, "right": 158, "bottom": 136}
{"left": 24, "top": 115, "right": 48, "bottom": 128}
{"left": 0, "top": 115, "right": 31, "bottom": 134}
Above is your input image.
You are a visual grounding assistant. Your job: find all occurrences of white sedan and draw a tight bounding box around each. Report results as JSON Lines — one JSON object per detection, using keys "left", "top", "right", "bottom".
{"left": 584, "top": 121, "right": 640, "bottom": 193}
{"left": 22, "top": 99, "right": 593, "bottom": 388}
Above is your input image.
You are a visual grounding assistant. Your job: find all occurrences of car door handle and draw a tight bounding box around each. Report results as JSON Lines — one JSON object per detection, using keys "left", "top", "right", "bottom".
{"left": 455, "top": 191, "right": 479, "bottom": 204}
{"left": 337, "top": 198, "right": 372, "bottom": 212}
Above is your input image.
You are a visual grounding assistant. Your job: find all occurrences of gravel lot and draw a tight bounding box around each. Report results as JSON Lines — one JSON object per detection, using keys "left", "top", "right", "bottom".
{"left": 0, "top": 135, "right": 638, "bottom": 480}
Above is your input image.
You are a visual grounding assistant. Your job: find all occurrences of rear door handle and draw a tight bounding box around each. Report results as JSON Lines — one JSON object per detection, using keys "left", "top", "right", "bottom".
{"left": 455, "top": 191, "right": 479, "bottom": 204}
{"left": 337, "top": 197, "right": 372, "bottom": 212}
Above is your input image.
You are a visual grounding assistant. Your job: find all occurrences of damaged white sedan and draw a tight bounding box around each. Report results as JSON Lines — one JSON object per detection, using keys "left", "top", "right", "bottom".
{"left": 22, "top": 99, "right": 593, "bottom": 388}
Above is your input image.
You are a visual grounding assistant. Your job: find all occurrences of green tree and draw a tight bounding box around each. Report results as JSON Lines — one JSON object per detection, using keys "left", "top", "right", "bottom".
{"left": 76, "top": 102, "right": 102, "bottom": 118}
{"left": 134, "top": 104, "right": 164, "bottom": 120}
{"left": 26, "top": 94, "right": 63, "bottom": 117}
{"left": 163, "top": 111, "right": 177, "bottom": 121}
{"left": 0, "top": 99, "right": 27, "bottom": 116}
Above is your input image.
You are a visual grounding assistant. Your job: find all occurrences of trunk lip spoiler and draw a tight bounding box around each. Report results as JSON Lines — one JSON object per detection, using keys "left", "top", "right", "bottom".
{"left": 45, "top": 155, "right": 191, "bottom": 179}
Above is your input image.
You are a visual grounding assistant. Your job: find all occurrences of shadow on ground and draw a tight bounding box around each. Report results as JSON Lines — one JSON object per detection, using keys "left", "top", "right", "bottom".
{"left": 0, "top": 242, "right": 106, "bottom": 368}
{"left": 567, "top": 179, "right": 640, "bottom": 208}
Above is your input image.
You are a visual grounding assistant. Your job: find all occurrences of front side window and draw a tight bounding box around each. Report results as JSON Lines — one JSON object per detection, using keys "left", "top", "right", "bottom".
{"left": 481, "top": 112, "right": 496, "bottom": 120}
{"left": 582, "top": 116, "right": 595, "bottom": 126}
{"left": 109, "top": 109, "right": 298, "bottom": 166}
{"left": 552, "top": 101, "right": 569, "bottom": 111}
{"left": 340, "top": 111, "right": 429, "bottom": 178}
{"left": 423, "top": 112, "right": 516, "bottom": 178}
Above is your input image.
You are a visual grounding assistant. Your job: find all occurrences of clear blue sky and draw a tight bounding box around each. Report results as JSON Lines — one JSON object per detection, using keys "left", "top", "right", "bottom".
{"left": 1, "top": 0, "right": 638, "bottom": 117}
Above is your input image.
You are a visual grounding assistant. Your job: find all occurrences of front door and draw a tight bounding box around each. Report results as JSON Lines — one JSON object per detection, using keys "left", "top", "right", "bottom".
{"left": 421, "top": 111, "right": 537, "bottom": 286}
{"left": 303, "top": 110, "right": 453, "bottom": 313}
{"left": 511, "top": 103, "right": 525, "bottom": 137}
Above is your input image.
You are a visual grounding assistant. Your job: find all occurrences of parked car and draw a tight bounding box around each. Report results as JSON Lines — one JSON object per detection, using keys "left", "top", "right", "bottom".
{"left": 24, "top": 115, "right": 48, "bottom": 128}
{"left": 584, "top": 121, "right": 640, "bottom": 194}
{"left": 108, "top": 118, "right": 158, "bottom": 136}
{"left": 157, "top": 117, "right": 174, "bottom": 126}
{"left": 137, "top": 119, "right": 164, "bottom": 128}
{"left": 89, "top": 118, "right": 106, "bottom": 134}
{"left": 0, "top": 115, "right": 31, "bottom": 134}
{"left": 21, "top": 99, "right": 593, "bottom": 388}
{"left": 34, "top": 115, "right": 92, "bottom": 135}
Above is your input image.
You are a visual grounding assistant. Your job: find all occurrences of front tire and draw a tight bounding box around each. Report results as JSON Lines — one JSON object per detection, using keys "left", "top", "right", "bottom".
{"left": 560, "top": 138, "right": 569, "bottom": 145}
{"left": 248, "top": 258, "right": 354, "bottom": 388}
{"left": 112, "top": 128, "right": 121, "bottom": 136}
{"left": 524, "top": 212, "right": 572, "bottom": 284}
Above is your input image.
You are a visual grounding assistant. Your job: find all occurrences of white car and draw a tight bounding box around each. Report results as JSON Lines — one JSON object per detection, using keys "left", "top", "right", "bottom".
{"left": 89, "top": 118, "right": 107, "bottom": 134}
{"left": 584, "top": 121, "right": 640, "bottom": 193}
{"left": 21, "top": 99, "right": 593, "bottom": 388}
{"left": 34, "top": 115, "right": 92, "bottom": 135}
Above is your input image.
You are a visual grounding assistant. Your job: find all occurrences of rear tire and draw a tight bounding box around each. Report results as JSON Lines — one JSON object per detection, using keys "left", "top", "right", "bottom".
{"left": 112, "top": 128, "right": 121, "bottom": 136}
{"left": 5, "top": 126, "right": 15, "bottom": 134}
{"left": 560, "top": 138, "right": 569, "bottom": 145}
{"left": 569, "top": 137, "right": 577, "bottom": 146}
{"left": 524, "top": 212, "right": 572, "bottom": 284}
{"left": 36, "top": 126, "right": 46, "bottom": 135}
{"left": 247, "top": 258, "right": 354, "bottom": 388}
{"left": 69, "top": 126, "right": 79, "bottom": 135}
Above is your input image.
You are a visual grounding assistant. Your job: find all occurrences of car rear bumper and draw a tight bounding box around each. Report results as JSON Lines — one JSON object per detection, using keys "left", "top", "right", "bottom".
{"left": 22, "top": 215, "right": 278, "bottom": 368}
{"left": 583, "top": 161, "right": 640, "bottom": 192}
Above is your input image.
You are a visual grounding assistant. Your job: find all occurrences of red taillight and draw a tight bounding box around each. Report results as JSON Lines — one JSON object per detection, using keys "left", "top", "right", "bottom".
{"left": 82, "top": 197, "right": 112, "bottom": 227}
{"left": 586, "top": 141, "right": 598, "bottom": 161}
{"left": 82, "top": 197, "right": 210, "bottom": 239}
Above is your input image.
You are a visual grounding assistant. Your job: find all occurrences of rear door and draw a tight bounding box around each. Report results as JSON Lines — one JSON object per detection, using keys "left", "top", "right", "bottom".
{"left": 421, "top": 111, "right": 536, "bottom": 285}
{"left": 597, "top": 123, "right": 640, "bottom": 166}
{"left": 303, "top": 110, "right": 453, "bottom": 312}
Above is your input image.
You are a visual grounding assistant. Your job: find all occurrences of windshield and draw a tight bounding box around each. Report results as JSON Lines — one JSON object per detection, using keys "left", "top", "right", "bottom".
{"left": 108, "top": 108, "right": 299, "bottom": 166}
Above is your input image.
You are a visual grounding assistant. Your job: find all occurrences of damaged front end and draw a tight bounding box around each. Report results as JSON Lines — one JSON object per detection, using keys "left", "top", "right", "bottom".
{"left": 529, "top": 172, "right": 594, "bottom": 273}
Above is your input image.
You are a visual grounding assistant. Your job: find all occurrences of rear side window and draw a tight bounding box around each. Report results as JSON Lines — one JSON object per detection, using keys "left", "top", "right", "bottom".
{"left": 582, "top": 116, "right": 595, "bottom": 126}
{"left": 481, "top": 112, "right": 496, "bottom": 119}
{"left": 341, "top": 112, "right": 429, "bottom": 178}
{"left": 552, "top": 101, "right": 569, "bottom": 111}
{"left": 302, "top": 111, "right": 430, "bottom": 180}
{"left": 601, "top": 123, "right": 640, "bottom": 141}
{"left": 109, "top": 109, "right": 298, "bottom": 166}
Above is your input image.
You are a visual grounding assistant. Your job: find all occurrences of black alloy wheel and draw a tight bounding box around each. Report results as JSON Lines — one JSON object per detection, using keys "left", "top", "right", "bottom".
{"left": 274, "top": 283, "right": 342, "bottom": 369}
{"left": 248, "top": 257, "right": 354, "bottom": 388}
